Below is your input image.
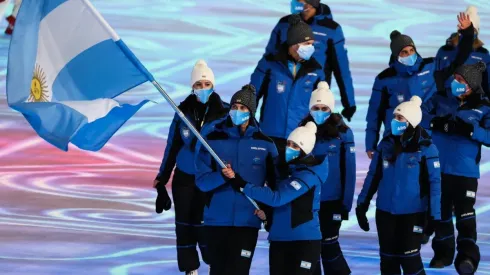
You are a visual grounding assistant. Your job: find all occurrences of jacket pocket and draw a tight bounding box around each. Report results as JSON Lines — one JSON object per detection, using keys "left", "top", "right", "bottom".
{"left": 291, "top": 186, "right": 315, "bottom": 228}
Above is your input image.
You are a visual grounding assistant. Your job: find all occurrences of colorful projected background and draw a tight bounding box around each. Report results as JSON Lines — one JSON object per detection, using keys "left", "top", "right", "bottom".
{"left": 0, "top": 0, "right": 490, "bottom": 274}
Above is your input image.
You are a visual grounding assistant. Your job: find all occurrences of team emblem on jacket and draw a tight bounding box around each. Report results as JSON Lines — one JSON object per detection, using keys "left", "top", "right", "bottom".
{"left": 300, "top": 261, "right": 312, "bottom": 270}
{"left": 329, "top": 144, "right": 336, "bottom": 149}
{"left": 383, "top": 160, "right": 389, "bottom": 169}
{"left": 277, "top": 81, "right": 285, "bottom": 93}
{"left": 290, "top": 181, "right": 302, "bottom": 190}
{"left": 397, "top": 94, "right": 404, "bottom": 103}
{"left": 407, "top": 156, "right": 418, "bottom": 168}
{"left": 253, "top": 157, "right": 261, "bottom": 164}
{"left": 182, "top": 127, "right": 190, "bottom": 138}
{"left": 413, "top": 226, "right": 423, "bottom": 234}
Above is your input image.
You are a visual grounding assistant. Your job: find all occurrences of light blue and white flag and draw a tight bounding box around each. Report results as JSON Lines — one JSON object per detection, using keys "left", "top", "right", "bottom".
{"left": 7, "top": 0, "right": 155, "bottom": 151}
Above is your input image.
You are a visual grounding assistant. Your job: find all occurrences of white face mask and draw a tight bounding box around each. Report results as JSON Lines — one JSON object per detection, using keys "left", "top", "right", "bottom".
{"left": 297, "top": 44, "right": 315, "bottom": 61}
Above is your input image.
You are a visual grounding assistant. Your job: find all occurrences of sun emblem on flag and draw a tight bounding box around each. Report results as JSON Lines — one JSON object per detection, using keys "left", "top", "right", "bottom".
{"left": 28, "top": 64, "right": 49, "bottom": 102}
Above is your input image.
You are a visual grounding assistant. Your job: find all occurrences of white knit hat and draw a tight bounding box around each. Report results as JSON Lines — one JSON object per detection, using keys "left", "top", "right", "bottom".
{"left": 393, "top": 96, "right": 423, "bottom": 127}
{"left": 287, "top": 121, "right": 317, "bottom": 155}
{"left": 309, "top": 81, "right": 335, "bottom": 112}
{"left": 465, "top": 5, "right": 480, "bottom": 32}
{"left": 191, "top": 60, "right": 215, "bottom": 87}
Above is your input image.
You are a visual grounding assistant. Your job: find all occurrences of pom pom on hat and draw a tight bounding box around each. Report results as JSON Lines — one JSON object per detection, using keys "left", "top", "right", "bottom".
{"left": 317, "top": 81, "right": 329, "bottom": 90}
{"left": 304, "top": 121, "right": 317, "bottom": 133}
{"left": 287, "top": 14, "right": 314, "bottom": 46}
{"left": 393, "top": 96, "right": 423, "bottom": 127}
{"left": 455, "top": 61, "right": 486, "bottom": 92}
{"left": 309, "top": 81, "right": 335, "bottom": 111}
{"left": 191, "top": 59, "right": 215, "bottom": 87}
{"left": 195, "top": 60, "right": 208, "bottom": 67}
{"left": 287, "top": 122, "right": 317, "bottom": 155}
{"left": 230, "top": 84, "right": 257, "bottom": 116}
{"left": 389, "top": 30, "right": 415, "bottom": 57}
{"left": 465, "top": 5, "right": 480, "bottom": 31}
{"left": 390, "top": 30, "right": 402, "bottom": 40}
{"left": 288, "top": 14, "right": 302, "bottom": 26}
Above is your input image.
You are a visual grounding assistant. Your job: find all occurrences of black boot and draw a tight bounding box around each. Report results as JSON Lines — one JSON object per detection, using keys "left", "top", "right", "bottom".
{"left": 457, "top": 259, "right": 475, "bottom": 274}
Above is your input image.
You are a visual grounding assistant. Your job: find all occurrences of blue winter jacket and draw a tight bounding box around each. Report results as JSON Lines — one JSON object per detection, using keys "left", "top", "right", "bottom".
{"left": 156, "top": 93, "right": 228, "bottom": 183}
{"left": 195, "top": 117, "right": 278, "bottom": 229}
{"left": 251, "top": 46, "right": 325, "bottom": 139}
{"left": 358, "top": 128, "right": 441, "bottom": 220}
{"left": 301, "top": 114, "right": 356, "bottom": 214}
{"left": 365, "top": 57, "right": 437, "bottom": 152}
{"left": 435, "top": 34, "right": 490, "bottom": 97}
{"left": 243, "top": 155, "right": 328, "bottom": 241}
{"left": 263, "top": 4, "right": 355, "bottom": 111}
{"left": 421, "top": 91, "right": 490, "bottom": 179}
{"left": 365, "top": 25, "right": 477, "bottom": 153}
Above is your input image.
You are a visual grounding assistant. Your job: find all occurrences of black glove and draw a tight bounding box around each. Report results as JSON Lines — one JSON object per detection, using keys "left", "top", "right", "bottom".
{"left": 454, "top": 118, "right": 474, "bottom": 137}
{"left": 341, "top": 106, "right": 356, "bottom": 122}
{"left": 155, "top": 183, "right": 172, "bottom": 213}
{"left": 230, "top": 173, "right": 247, "bottom": 192}
{"left": 356, "top": 203, "right": 370, "bottom": 232}
{"left": 431, "top": 116, "right": 474, "bottom": 137}
{"left": 430, "top": 115, "right": 452, "bottom": 133}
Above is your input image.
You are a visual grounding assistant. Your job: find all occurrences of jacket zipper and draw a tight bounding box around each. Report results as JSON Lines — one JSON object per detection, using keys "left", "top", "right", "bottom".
{"left": 283, "top": 61, "right": 297, "bottom": 138}
{"left": 232, "top": 138, "right": 240, "bottom": 226}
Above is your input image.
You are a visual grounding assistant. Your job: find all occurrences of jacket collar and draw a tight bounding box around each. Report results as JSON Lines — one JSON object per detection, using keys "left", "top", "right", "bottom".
{"left": 270, "top": 43, "right": 322, "bottom": 79}
{"left": 387, "top": 126, "right": 430, "bottom": 153}
{"left": 214, "top": 116, "right": 259, "bottom": 138}
{"left": 390, "top": 54, "right": 423, "bottom": 76}
{"left": 179, "top": 92, "right": 228, "bottom": 126}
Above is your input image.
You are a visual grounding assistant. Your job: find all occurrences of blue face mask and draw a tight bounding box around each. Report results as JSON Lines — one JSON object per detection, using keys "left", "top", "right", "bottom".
{"left": 285, "top": 146, "right": 301, "bottom": 162}
{"left": 297, "top": 44, "right": 315, "bottom": 61}
{"left": 310, "top": 110, "right": 331, "bottom": 125}
{"left": 391, "top": 119, "right": 408, "bottom": 136}
{"left": 398, "top": 53, "right": 417, "bottom": 67}
{"left": 194, "top": 88, "right": 213, "bottom": 103}
{"left": 290, "top": 0, "right": 304, "bottom": 14}
{"left": 451, "top": 79, "right": 467, "bottom": 97}
{"left": 229, "top": 110, "right": 250, "bottom": 126}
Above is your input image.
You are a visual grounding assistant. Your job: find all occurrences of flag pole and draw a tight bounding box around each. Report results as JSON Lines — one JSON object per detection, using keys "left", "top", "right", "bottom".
{"left": 81, "top": 0, "right": 260, "bottom": 211}
{"left": 151, "top": 81, "right": 261, "bottom": 211}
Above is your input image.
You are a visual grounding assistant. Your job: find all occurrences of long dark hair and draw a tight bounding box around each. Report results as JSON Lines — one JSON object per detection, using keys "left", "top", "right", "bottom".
{"left": 388, "top": 125, "right": 427, "bottom": 163}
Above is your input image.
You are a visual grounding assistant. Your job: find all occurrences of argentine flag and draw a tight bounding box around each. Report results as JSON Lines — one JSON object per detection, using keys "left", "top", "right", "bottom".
{"left": 6, "top": 0, "right": 154, "bottom": 151}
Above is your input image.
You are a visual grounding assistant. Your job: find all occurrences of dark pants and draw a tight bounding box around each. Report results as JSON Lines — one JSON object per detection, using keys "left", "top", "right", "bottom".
{"left": 207, "top": 226, "right": 259, "bottom": 275}
{"left": 270, "top": 240, "right": 322, "bottom": 275}
{"left": 432, "top": 174, "right": 480, "bottom": 273}
{"left": 313, "top": 201, "right": 351, "bottom": 275}
{"left": 376, "top": 209, "right": 426, "bottom": 275}
{"left": 172, "top": 168, "right": 208, "bottom": 272}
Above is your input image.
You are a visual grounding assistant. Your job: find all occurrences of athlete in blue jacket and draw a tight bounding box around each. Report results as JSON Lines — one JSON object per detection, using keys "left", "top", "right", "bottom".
{"left": 233, "top": 121, "right": 328, "bottom": 275}
{"left": 435, "top": 6, "right": 490, "bottom": 98}
{"left": 357, "top": 96, "right": 442, "bottom": 275}
{"left": 298, "top": 82, "right": 355, "bottom": 275}
{"left": 195, "top": 85, "right": 278, "bottom": 275}
{"left": 264, "top": 0, "right": 356, "bottom": 121}
{"left": 251, "top": 14, "right": 325, "bottom": 170}
{"left": 423, "top": 61, "right": 489, "bottom": 274}
{"left": 365, "top": 14, "right": 474, "bottom": 159}
{"left": 154, "top": 60, "right": 228, "bottom": 275}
